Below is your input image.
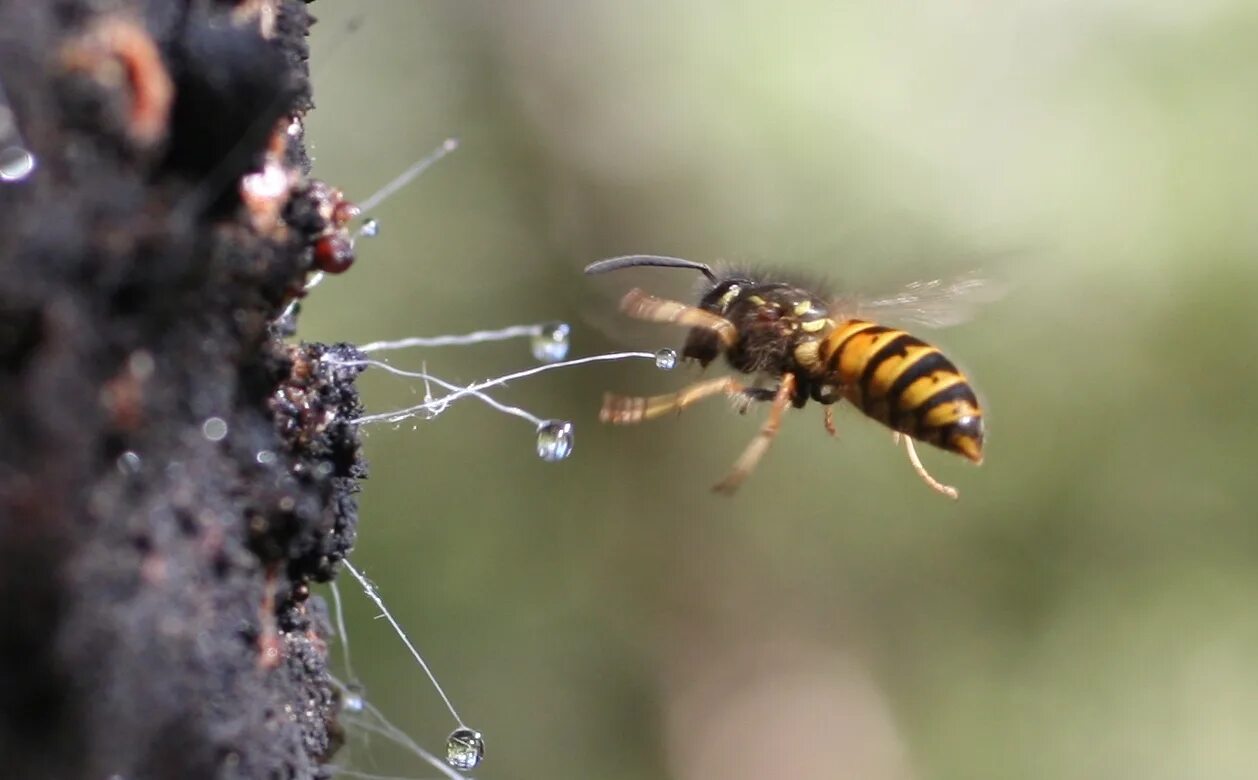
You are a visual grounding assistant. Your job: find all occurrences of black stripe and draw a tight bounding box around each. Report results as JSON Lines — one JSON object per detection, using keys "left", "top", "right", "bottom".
{"left": 858, "top": 332, "right": 925, "bottom": 403}
{"left": 829, "top": 324, "right": 889, "bottom": 373}
{"left": 884, "top": 350, "right": 954, "bottom": 426}
{"left": 932, "top": 414, "right": 984, "bottom": 455}
{"left": 913, "top": 381, "right": 979, "bottom": 433}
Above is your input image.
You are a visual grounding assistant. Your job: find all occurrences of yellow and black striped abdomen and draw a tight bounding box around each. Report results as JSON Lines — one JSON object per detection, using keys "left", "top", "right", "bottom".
{"left": 818, "top": 319, "right": 984, "bottom": 463}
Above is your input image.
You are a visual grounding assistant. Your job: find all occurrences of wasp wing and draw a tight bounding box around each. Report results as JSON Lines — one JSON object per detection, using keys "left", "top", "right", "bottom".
{"left": 834, "top": 273, "right": 1007, "bottom": 329}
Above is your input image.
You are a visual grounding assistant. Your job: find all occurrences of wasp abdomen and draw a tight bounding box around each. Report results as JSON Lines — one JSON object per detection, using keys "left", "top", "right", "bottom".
{"left": 820, "top": 319, "right": 984, "bottom": 463}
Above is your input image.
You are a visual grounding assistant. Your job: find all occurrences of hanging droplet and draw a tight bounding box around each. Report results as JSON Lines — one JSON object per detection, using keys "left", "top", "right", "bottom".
{"left": 654, "top": 348, "right": 678, "bottom": 370}
{"left": 530, "top": 322, "right": 570, "bottom": 363}
{"left": 0, "top": 145, "right": 36, "bottom": 182}
{"left": 358, "top": 217, "right": 379, "bottom": 238}
{"left": 341, "top": 681, "right": 365, "bottom": 714}
{"left": 446, "top": 727, "right": 485, "bottom": 770}
{"left": 535, "top": 420, "right": 574, "bottom": 462}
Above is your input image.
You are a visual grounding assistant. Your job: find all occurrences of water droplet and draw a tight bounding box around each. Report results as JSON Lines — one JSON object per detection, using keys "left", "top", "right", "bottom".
{"left": 530, "top": 322, "right": 570, "bottom": 363}
{"left": 342, "top": 681, "right": 365, "bottom": 713}
{"left": 358, "top": 217, "right": 379, "bottom": 238}
{"left": 127, "top": 350, "right": 155, "bottom": 380}
{"left": 654, "top": 348, "right": 678, "bottom": 370}
{"left": 255, "top": 450, "right": 276, "bottom": 465}
{"left": 446, "top": 727, "right": 485, "bottom": 770}
{"left": 0, "top": 145, "right": 36, "bottom": 182}
{"left": 201, "top": 417, "right": 228, "bottom": 442}
{"left": 116, "top": 451, "right": 142, "bottom": 475}
{"left": 535, "top": 420, "right": 574, "bottom": 462}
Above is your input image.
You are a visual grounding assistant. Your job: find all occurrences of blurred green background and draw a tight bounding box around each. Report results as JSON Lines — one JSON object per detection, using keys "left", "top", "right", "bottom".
{"left": 300, "top": 2, "right": 1258, "bottom": 778}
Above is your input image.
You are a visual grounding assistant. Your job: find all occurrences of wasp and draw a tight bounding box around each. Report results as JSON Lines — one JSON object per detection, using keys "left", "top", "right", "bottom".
{"left": 584, "top": 254, "right": 993, "bottom": 498}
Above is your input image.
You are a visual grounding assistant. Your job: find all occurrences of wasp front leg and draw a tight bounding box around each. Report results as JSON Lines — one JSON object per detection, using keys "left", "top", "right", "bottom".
{"left": 601, "top": 376, "right": 762, "bottom": 425}
{"left": 619, "top": 288, "right": 737, "bottom": 348}
{"left": 712, "top": 373, "right": 798, "bottom": 495}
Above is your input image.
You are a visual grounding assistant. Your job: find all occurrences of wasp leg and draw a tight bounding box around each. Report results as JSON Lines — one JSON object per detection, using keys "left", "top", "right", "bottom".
{"left": 823, "top": 406, "right": 838, "bottom": 437}
{"left": 730, "top": 386, "right": 777, "bottom": 415}
{"left": 601, "top": 376, "right": 752, "bottom": 425}
{"left": 712, "top": 373, "right": 797, "bottom": 495}
{"left": 619, "top": 288, "right": 737, "bottom": 348}
{"left": 894, "top": 432, "right": 959, "bottom": 499}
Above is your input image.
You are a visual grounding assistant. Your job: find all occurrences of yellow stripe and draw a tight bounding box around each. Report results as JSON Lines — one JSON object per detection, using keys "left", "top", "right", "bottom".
{"left": 949, "top": 432, "right": 983, "bottom": 463}
{"left": 897, "top": 371, "right": 966, "bottom": 412}
{"left": 837, "top": 329, "right": 903, "bottom": 396}
{"left": 921, "top": 398, "right": 982, "bottom": 429}
{"left": 819, "top": 320, "right": 877, "bottom": 365}
{"left": 865, "top": 343, "right": 935, "bottom": 401}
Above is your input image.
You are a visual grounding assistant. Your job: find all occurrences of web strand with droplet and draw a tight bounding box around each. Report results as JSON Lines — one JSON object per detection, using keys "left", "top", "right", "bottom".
{"left": 338, "top": 350, "right": 664, "bottom": 427}
{"left": 329, "top": 681, "right": 472, "bottom": 780}
{"left": 341, "top": 561, "right": 466, "bottom": 727}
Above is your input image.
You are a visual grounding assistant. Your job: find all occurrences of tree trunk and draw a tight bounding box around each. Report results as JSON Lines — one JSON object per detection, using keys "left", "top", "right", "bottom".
{"left": 0, "top": 1, "right": 362, "bottom": 777}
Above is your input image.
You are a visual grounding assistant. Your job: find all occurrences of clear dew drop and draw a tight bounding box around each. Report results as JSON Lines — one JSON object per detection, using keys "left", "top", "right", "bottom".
{"left": 0, "top": 145, "right": 36, "bottom": 182}
{"left": 358, "top": 217, "right": 379, "bottom": 238}
{"left": 446, "top": 727, "right": 485, "bottom": 771}
{"left": 654, "top": 348, "right": 678, "bottom": 370}
{"left": 530, "top": 321, "right": 570, "bottom": 363}
{"left": 535, "top": 420, "right": 574, "bottom": 462}
{"left": 201, "top": 417, "right": 229, "bottom": 442}
{"left": 116, "top": 450, "right": 142, "bottom": 475}
{"left": 341, "top": 681, "right": 365, "bottom": 714}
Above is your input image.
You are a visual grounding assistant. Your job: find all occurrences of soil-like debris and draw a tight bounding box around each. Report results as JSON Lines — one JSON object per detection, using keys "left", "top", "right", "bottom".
{"left": 0, "top": 1, "right": 365, "bottom": 777}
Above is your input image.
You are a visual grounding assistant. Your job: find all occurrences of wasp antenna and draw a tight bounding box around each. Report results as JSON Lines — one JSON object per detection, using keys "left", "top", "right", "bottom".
{"left": 584, "top": 254, "right": 718, "bottom": 284}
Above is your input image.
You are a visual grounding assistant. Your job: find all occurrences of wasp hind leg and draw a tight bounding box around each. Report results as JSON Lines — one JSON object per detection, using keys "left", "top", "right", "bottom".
{"left": 712, "top": 373, "right": 798, "bottom": 495}
{"left": 600, "top": 376, "right": 755, "bottom": 425}
{"left": 893, "top": 432, "right": 959, "bottom": 500}
{"left": 823, "top": 406, "right": 838, "bottom": 437}
{"left": 619, "top": 288, "right": 737, "bottom": 348}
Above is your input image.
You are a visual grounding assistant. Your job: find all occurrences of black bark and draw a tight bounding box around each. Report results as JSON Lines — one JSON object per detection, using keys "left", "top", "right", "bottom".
{"left": 0, "top": 1, "right": 362, "bottom": 777}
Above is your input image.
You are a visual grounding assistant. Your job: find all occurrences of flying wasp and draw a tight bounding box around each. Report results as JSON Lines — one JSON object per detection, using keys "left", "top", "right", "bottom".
{"left": 584, "top": 255, "right": 994, "bottom": 498}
